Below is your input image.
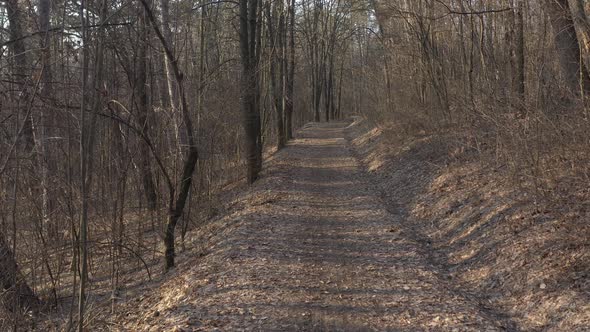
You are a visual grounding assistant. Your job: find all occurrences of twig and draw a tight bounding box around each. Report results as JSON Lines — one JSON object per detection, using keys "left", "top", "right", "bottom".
{"left": 192, "top": 0, "right": 239, "bottom": 11}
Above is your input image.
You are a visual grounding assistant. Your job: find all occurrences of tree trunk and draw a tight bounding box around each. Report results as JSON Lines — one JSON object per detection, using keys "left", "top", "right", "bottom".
{"left": 163, "top": 149, "right": 198, "bottom": 269}
{"left": 6, "top": 0, "right": 34, "bottom": 152}
{"left": 266, "top": 3, "right": 286, "bottom": 150}
{"left": 516, "top": 2, "right": 526, "bottom": 99}
{"left": 240, "top": 0, "right": 263, "bottom": 183}
{"left": 1, "top": 0, "right": 40, "bottom": 316}
{"left": 160, "top": 0, "right": 177, "bottom": 110}
{"left": 138, "top": 0, "right": 199, "bottom": 271}
{"left": 544, "top": 0, "right": 590, "bottom": 96}
{"left": 568, "top": 0, "right": 590, "bottom": 79}
{"left": 337, "top": 56, "right": 344, "bottom": 119}
{"left": 0, "top": 235, "right": 39, "bottom": 312}
{"left": 38, "top": 0, "right": 56, "bottom": 237}
{"left": 285, "top": 0, "right": 296, "bottom": 139}
{"left": 137, "top": 2, "right": 158, "bottom": 211}
{"left": 160, "top": 0, "right": 186, "bottom": 147}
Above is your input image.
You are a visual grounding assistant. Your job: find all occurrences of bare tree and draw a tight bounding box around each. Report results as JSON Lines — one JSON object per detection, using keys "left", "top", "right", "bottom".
{"left": 136, "top": 1, "right": 159, "bottom": 211}
{"left": 285, "top": 0, "right": 296, "bottom": 139}
{"left": 138, "top": 0, "right": 200, "bottom": 270}
{"left": 240, "top": 0, "right": 263, "bottom": 183}
{"left": 266, "top": 1, "right": 287, "bottom": 149}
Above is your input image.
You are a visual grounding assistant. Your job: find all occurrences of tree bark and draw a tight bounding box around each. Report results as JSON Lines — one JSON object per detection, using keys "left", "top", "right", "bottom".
{"left": 515, "top": 1, "right": 526, "bottom": 100}
{"left": 568, "top": 0, "right": 590, "bottom": 79}
{"left": 266, "top": 3, "right": 286, "bottom": 150}
{"left": 285, "top": 0, "right": 296, "bottom": 139}
{"left": 0, "top": 235, "right": 39, "bottom": 313}
{"left": 544, "top": 0, "right": 590, "bottom": 96}
{"left": 136, "top": 1, "right": 159, "bottom": 211}
{"left": 38, "top": 0, "right": 56, "bottom": 237}
{"left": 163, "top": 149, "right": 198, "bottom": 270}
{"left": 1, "top": 0, "right": 40, "bottom": 316}
{"left": 240, "top": 0, "right": 263, "bottom": 183}
{"left": 138, "top": 0, "right": 199, "bottom": 271}
{"left": 6, "top": 0, "right": 34, "bottom": 152}
{"left": 160, "top": 0, "right": 178, "bottom": 111}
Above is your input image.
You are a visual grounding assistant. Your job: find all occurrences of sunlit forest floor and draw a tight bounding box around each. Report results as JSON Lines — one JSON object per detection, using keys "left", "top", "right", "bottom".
{"left": 96, "top": 119, "right": 588, "bottom": 331}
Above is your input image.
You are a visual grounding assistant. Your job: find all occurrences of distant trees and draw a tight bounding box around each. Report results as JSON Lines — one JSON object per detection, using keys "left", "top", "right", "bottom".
{"left": 299, "top": 0, "right": 349, "bottom": 123}
{"left": 264, "top": 0, "right": 299, "bottom": 149}
{"left": 368, "top": 0, "right": 590, "bottom": 210}
{"left": 370, "top": 0, "right": 590, "bottom": 112}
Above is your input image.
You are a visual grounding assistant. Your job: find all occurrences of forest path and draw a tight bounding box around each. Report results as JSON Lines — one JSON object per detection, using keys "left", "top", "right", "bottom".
{"left": 124, "top": 121, "right": 508, "bottom": 331}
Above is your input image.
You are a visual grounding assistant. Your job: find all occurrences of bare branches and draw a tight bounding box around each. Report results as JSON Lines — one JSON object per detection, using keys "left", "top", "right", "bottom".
{"left": 137, "top": 0, "right": 199, "bottom": 271}
{"left": 191, "top": 0, "right": 239, "bottom": 11}
{"left": 376, "top": 1, "right": 512, "bottom": 22}
{"left": 434, "top": 0, "right": 512, "bottom": 17}
{"left": 0, "top": 23, "right": 133, "bottom": 48}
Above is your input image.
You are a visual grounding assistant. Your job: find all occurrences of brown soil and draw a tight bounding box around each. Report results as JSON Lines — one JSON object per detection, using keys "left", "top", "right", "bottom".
{"left": 114, "top": 120, "right": 523, "bottom": 331}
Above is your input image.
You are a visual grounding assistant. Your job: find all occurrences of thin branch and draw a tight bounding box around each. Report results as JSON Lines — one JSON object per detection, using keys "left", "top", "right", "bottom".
{"left": 191, "top": 0, "right": 239, "bottom": 11}
{"left": 103, "top": 101, "right": 174, "bottom": 192}
{"left": 434, "top": 0, "right": 512, "bottom": 17}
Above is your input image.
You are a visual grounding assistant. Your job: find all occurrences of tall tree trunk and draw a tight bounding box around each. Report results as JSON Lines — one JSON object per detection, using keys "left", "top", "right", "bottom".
{"left": 1, "top": 0, "right": 39, "bottom": 315}
{"left": 280, "top": 10, "right": 288, "bottom": 143}
{"left": 254, "top": 0, "right": 263, "bottom": 173}
{"left": 137, "top": 2, "right": 158, "bottom": 211}
{"left": 266, "top": 3, "right": 286, "bottom": 150}
{"left": 78, "top": 0, "right": 107, "bottom": 328}
{"left": 544, "top": 0, "right": 590, "bottom": 97}
{"left": 516, "top": 1, "right": 526, "bottom": 100}
{"left": 240, "top": 0, "right": 262, "bottom": 183}
{"left": 285, "top": 0, "right": 296, "bottom": 139}
{"left": 38, "top": 0, "right": 56, "bottom": 237}
{"left": 568, "top": 0, "right": 590, "bottom": 80}
{"left": 327, "top": 55, "right": 335, "bottom": 119}
{"left": 160, "top": 0, "right": 178, "bottom": 111}
{"left": 312, "top": 1, "right": 322, "bottom": 122}
{"left": 325, "top": 1, "right": 339, "bottom": 122}
{"left": 137, "top": 0, "right": 199, "bottom": 271}
{"left": 160, "top": 0, "right": 185, "bottom": 146}
{"left": 6, "top": 0, "right": 34, "bottom": 152}
{"left": 372, "top": 0, "right": 394, "bottom": 109}
{"left": 336, "top": 56, "right": 344, "bottom": 119}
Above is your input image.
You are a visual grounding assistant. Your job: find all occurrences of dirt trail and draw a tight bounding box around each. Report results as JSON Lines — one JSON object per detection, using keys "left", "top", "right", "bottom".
{"left": 121, "top": 121, "right": 510, "bottom": 331}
